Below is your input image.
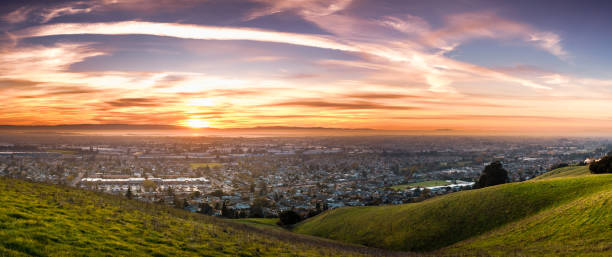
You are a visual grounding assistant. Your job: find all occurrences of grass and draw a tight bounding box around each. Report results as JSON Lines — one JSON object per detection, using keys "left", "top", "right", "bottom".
{"left": 439, "top": 189, "right": 612, "bottom": 256}
{"left": 0, "top": 177, "right": 410, "bottom": 257}
{"left": 294, "top": 166, "right": 612, "bottom": 255}
{"left": 190, "top": 162, "right": 222, "bottom": 169}
{"left": 390, "top": 180, "right": 452, "bottom": 190}
{"left": 533, "top": 165, "right": 590, "bottom": 180}
{"left": 234, "top": 218, "right": 283, "bottom": 231}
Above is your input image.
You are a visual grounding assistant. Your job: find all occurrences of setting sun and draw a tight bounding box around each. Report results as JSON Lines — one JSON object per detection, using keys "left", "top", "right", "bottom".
{"left": 178, "top": 119, "right": 211, "bottom": 128}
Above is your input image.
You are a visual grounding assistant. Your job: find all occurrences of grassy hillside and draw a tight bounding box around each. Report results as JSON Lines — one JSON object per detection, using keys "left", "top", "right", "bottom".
{"left": 235, "top": 218, "right": 283, "bottom": 231}
{"left": 294, "top": 167, "right": 612, "bottom": 254}
{"left": 0, "top": 177, "right": 409, "bottom": 257}
{"left": 533, "top": 165, "right": 590, "bottom": 180}
{"left": 439, "top": 188, "right": 612, "bottom": 256}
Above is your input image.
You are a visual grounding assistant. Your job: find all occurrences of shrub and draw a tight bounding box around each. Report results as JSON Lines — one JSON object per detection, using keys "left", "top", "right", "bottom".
{"left": 476, "top": 161, "right": 509, "bottom": 188}
{"left": 589, "top": 155, "right": 612, "bottom": 174}
{"left": 278, "top": 210, "right": 301, "bottom": 226}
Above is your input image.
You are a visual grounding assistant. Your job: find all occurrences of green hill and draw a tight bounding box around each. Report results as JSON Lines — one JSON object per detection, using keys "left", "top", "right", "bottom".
{"left": 0, "top": 177, "right": 408, "bottom": 257}
{"left": 532, "top": 165, "right": 590, "bottom": 180}
{"left": 294, "top": 166, "right": 612, "bottom": 255}
{"left": 439, "top": 188, "right": 611, "bottom": 256}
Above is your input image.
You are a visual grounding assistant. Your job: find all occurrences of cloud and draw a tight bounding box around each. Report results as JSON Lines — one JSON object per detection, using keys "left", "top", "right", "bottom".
{"left": 3, "top": 6, "right": 33, "bottom": 23}
{"left": 0, "top": 79, "right": 40, "bottom": 89}
{"left": 344, "top": 92, "right": 422, "bottom": 99}
{"left": 3, "top": 0, "right": 204, "bottom": 24}
{"left": 0, "top": 43, "right": 105, "bottom": 80}
{"left": 40, "top": 5, "right": 94, "bottom": 23}
{"left": 16, "top": 86, "right": 102, "bottom": 98}
{"left": 424, "top": 12, "right": 569, "bottom": 60}
{"left": 244, "top": 0, "right": 353, "bottom": 21}
{"left": 18, "top": 21, "right": 358, "bottom": 52}
{"left": 16, "top": 20, "right": 555, "bottom": 92}
{"left": 377, "top": 15, "right": 431, "bottom": 35}
{"left": 529, "top": 32, "right": 568, "bottom": 60}
{"left": 262, "top": 99, "right": 420, "bottom": 110}
{"left": 104, "top": 97, "right": 170, "bottom": 108}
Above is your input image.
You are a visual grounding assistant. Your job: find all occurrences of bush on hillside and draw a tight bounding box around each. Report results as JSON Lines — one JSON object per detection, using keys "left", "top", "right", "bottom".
{"left": 278, "top": 210, "right": 302, "bottom": 226}
{"left": 589, "top": 155, "right": 612, "bottom": 174}
{"left": 476, "top": 161, "right": 509, "bottom": 188}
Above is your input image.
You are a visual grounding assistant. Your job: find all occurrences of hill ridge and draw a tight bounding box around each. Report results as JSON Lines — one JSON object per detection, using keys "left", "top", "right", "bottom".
{"left": 294, "top": 166, "right": 612, "bottom": 255}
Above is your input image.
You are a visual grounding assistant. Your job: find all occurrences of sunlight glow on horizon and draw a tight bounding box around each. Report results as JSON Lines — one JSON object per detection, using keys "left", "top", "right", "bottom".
{"left": 178, "top": 119, "right": 212, "bottom": 128}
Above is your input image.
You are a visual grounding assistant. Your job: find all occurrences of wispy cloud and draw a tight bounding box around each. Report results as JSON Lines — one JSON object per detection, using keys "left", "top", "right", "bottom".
{"left": 244, "top": 0, "right": 353, "bottom": 21}
{"left": 16, "top": 20, "right": 554, "bottom": 92}
{"left": 3, "top": 6, "right": 33, "bottom": 23}
{"left": 424, "top": 12, "right": 569, "bottom": 60}
{"left": 3, "top": 0, "right": 203, "bottom": 24}
{"left": 18, "top": 21, "right": 358, "bottom": 52}
{"left": 261, "top": 99, "right": 420, "bottom": 110}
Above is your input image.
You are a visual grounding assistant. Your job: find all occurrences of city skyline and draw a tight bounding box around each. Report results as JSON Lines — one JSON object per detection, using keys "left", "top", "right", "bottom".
{"left": 1, "top": 0, "right": 612, "bottom": 135}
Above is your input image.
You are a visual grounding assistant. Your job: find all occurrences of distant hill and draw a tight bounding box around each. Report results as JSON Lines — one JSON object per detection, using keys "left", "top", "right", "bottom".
{"left": 294, "top": 166, "right": 612, "bottom": 256}
{"left": 0, "top": 178, "right": 408, "bottom": 257}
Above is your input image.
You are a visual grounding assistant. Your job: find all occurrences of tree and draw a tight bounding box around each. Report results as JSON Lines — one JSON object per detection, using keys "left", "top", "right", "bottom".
{"left": 278, "top": 210, "right": 301, "bottom": 226}
{"left": 199, "top": 202, "right": 213, "bottom": 215}
{"left": 589, "top": 155, "right": 612, "bottom": 174}
{"left": 221, "top": 201, "right": 235, "bottom": 218}
{"left": 250, "top": 197, "right": 271, "bottom": 218}
{"left": 476, "top": 161, "right": 509, "bottom": 188}
{"left": 258, "top": 181, "right": 268, "bottom": 196}
{"left": 143, "top": 180, "right": 157, "bottom": 192}
{"left": 125, "top": 187, "right": 133, "bottom": 199}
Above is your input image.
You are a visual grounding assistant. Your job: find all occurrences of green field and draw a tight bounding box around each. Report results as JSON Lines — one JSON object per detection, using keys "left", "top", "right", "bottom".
{"left": 295, "top": 166, "right": 612, "bottom": 255}
{"left": 0, "top": 177, "right": 404, "bottom": 257}
{"left": 390, "top": 180, "right": 452, "bottom": 190}
{"left": 190, "top": 162, "right": 223, "bottom": 169}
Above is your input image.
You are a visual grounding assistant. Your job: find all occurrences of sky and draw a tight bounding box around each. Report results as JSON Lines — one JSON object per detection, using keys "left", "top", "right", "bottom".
{"left": 1, "top": 0, "right": 611, "bottom": 135}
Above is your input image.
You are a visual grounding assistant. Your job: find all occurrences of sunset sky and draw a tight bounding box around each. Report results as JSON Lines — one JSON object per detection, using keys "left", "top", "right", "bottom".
{"left": 1, "top": 0, "right": 612, "bottom": 135}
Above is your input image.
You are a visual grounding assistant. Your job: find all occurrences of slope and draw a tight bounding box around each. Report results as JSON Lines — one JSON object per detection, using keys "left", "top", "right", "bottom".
{"left": 0, "top": 177, "right": 409, "bottom": 257}
{"left": 533, "top": 165, "right": 591, "bottom": 180}
{"left": 438, "top": 187, "right": 611, "bottom": 256}
{"left": 294, "top": 169, "right": 612, "bottom": 253}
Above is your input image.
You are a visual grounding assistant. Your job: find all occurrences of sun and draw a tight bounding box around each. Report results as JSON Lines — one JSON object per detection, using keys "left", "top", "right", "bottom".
{"left": 178, "top": 119, "right": 211, "bottom": 128}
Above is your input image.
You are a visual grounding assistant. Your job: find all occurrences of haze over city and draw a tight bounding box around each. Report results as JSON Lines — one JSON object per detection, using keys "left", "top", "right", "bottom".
{"left": 1, "top": 0, "right": 612, "bottom": 136}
